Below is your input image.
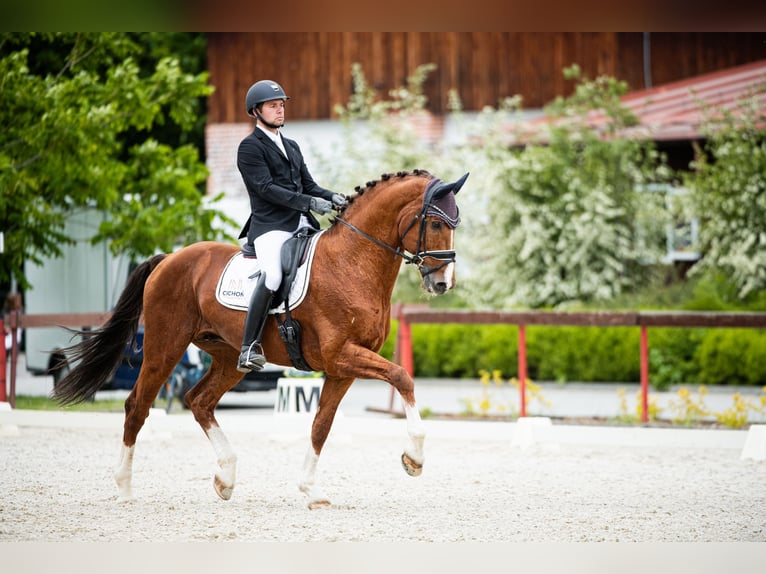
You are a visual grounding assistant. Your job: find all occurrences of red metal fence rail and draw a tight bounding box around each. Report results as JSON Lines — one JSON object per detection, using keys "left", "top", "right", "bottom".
{"left": 3, "top": 309, "right": 765, "bottom": 421}
{"left": 395, "top": 307, "right": 766, "bottom": 422}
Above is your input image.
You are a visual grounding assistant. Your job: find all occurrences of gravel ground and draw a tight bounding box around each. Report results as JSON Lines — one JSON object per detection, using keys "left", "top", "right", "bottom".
{"left": 1, "top": 411, "right": 764, "bottom": 544}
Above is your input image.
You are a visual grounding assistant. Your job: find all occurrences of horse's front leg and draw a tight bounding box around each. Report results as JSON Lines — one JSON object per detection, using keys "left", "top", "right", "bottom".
{"left": 400, "top": 402, "right": 425, "bottom": 477}
{"left": 338, "top": 346, "right": 427, "bottom": 477}
{"left": 299, "top": 445, "right": 330, "bottom": 509}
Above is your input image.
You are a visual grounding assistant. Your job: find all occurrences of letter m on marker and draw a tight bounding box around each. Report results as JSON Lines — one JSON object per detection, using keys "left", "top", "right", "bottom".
{"left": 277, "top": 384, "right": 290, "bottom": 412}
{"left": 296, "top": 385, "right": 321, "bottom": 412}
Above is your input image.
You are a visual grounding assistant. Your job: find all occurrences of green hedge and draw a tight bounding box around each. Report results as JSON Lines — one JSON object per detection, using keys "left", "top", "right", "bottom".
{"left": 379, "top": 321, "right": 766, "bottom": 389}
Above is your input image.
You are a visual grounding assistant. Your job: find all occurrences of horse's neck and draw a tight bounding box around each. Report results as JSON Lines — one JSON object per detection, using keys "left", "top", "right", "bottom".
{"left": 348, "top": 182, "right": 420, "bottom": 247}
{"left": 326, "top": 184, "right": 420, "bottom": 298}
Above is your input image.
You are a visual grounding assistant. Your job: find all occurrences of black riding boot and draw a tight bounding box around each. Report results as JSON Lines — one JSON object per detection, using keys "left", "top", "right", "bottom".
{"left": 237, "top": 273, "right": 275, "bottom": 373}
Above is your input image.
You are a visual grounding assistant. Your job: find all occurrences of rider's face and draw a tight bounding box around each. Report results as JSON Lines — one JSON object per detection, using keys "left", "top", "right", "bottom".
{"left": 259, "top": 98, "right": 285, "bottom": 128}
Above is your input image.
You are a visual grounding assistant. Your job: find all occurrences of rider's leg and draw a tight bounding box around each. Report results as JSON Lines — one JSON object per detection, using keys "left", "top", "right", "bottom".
{"left": 237, "top": 271, "right": 274, "bottom": 372}
{"left": 237, "top": 230, "right": 289, "bottom": 373}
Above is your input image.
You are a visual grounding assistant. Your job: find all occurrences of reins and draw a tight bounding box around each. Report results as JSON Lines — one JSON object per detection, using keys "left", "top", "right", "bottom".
{"left": 332, "top": 177, "right": 458, "bottom": 277}
{"left": 333, "top": 215, "right": 415, "bottom": 263}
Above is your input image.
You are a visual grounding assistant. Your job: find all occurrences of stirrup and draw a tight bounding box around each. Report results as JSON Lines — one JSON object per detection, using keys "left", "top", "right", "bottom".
{"left": 237, "top": 343, "right": 266, "bottom": 373}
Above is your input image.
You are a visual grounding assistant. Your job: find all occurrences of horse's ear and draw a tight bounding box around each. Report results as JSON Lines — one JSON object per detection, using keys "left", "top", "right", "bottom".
{"left": 451, "top": 172, "right": 469, "bottom": 195}
{"left": 432, "top": 172, "right": 469, "bottom": 199}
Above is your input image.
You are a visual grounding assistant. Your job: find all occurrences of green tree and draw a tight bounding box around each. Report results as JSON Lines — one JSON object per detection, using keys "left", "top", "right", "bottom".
{"left": 686, "top": 83, "right": 766, "bottom": 300}
{"left": 0, "top": 32, "right": 232, "bottom": 289}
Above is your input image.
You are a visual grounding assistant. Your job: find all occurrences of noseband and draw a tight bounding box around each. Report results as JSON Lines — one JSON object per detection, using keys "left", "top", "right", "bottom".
{"left": 334, "top": 177, "right": 461, "bottom": 277}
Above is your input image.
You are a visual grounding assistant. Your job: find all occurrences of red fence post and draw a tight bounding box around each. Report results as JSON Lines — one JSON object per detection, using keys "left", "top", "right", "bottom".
{"left": 9, "top": 310, "right": 19, "bottom": 408}
{"left": 0, "top": 318, "right": 6, "bottom": 403}
{"left": 400, "top": 315, "right": 414, "bottom": 379}
{"left": 518, "top": 324, "right": 527, "bottom": 418}
{"left": 387, "top": 304, "right": 414, "bottom": 414}
{"left": 639, "top": 325, "right": 649, "bottom": 423}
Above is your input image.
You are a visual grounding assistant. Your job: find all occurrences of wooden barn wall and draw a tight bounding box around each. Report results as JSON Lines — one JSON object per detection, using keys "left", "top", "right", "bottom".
{"left": 207, "top": 32, "right": 766, "bottom": 123}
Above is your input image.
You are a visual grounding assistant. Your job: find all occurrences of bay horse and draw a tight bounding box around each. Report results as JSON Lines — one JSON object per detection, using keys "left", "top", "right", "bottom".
{"left": 53, "top": 168, "right": 467, "bottom": 508}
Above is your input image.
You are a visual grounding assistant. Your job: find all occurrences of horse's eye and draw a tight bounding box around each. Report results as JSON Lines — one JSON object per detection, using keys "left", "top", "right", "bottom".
{"left": 430, "top": 220, "right": 442, "bottom": 231}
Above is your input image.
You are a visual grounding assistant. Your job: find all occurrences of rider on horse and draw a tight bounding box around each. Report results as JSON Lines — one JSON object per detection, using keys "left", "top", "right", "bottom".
{"left": 236, "top": 80, "right": 347, "bottom": 373}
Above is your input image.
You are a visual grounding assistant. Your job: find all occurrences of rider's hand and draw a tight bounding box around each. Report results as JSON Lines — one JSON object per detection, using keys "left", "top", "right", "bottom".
{"left": 309, "top": 197, "right": 334, "bottom": 215}
{"left": 331, "top": 193, "right": 348, "bottom": 209}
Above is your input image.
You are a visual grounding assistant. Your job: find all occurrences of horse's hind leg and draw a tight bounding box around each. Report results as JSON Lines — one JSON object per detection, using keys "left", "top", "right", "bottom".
{"left": 114, "top": 326, "right": 189, "bottom": 500}
{"left": 298, "top": 375, "right": 355, "bottom": 509}
{"left": 184, "top": 345, "right": 243, "bottom": 501}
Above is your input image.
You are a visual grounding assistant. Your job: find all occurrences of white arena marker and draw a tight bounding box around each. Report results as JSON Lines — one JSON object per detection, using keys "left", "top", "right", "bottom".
{"left": 511, "top": 416, "right": 559, "bottom": 452}
{"left": 274, "top": 377, "right": 324, "bottom": 415}
{"left": 740, "top": 424, "right": 766, "bottom": 461}
{"left": 138, "top": 408, "right": 173, "bottom": 442}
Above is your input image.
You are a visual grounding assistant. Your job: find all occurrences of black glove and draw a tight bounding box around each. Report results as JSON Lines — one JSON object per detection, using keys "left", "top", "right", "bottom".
{"left": 331, "top": 193, "right": 348, "bottom": 208}
{"left": 309, "top": 197, "right": 333, "bottom": 215}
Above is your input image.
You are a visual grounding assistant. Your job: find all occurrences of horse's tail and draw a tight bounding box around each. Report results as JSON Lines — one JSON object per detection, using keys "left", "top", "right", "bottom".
{"left": 52, "top": 254, "right": 167, "bottom": 406}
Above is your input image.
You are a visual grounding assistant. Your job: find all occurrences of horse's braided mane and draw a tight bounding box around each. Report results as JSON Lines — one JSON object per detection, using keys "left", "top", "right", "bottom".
{"left": 331, "top": 168, "right": 432, "bottom": 222}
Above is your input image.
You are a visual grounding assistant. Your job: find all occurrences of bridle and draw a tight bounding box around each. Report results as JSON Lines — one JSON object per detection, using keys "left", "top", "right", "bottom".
{"left": 333, "top": 177, "right": 461, "bottom": 277}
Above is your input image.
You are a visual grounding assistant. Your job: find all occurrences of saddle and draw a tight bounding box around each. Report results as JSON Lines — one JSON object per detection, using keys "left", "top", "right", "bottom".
{"left": 239, "top": 228, "right": 318, "bottom": 372}
{"left": 276, "top": 228, "right": 315, "bottom": 309}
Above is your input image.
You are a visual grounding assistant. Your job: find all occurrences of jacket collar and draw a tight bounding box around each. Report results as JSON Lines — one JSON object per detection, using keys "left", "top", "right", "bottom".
{"left": 254, "top": 127, "right": 291, "bottom": 164}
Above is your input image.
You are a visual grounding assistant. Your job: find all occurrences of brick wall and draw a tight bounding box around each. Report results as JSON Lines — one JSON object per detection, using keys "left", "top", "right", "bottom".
{"left": 205, "top": 122, "right": 252, "bottom": 198}
{"left": 205, "top": 114, "right": 446, "bottom": 200}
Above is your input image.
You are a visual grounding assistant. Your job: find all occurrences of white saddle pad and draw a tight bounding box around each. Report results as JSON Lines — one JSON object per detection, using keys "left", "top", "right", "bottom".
{"left": 215, "top": 230, "right": 324, "bottom": 313}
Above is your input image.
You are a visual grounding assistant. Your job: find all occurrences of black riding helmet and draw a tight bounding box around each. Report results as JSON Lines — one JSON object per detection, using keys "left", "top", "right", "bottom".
{"left": 245, "top": 80, "right": 290, "bottom": 117}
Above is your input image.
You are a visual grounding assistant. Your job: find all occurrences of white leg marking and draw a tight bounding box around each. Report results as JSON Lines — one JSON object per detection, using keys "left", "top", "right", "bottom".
{"left": 298, "top": 446, "right": 330, "bottom": 509}
{"left": 206, "top": 425, "right": 237, "bottom": 500}
{"left": 114, "top": 444, "right": 135, "bottom": 501}
{"left": 403, "top": 402, "right": 426, "bottom": 466}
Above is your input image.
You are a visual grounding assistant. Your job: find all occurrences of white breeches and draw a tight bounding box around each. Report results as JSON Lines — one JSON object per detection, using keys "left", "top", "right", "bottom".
{"left": 253, "top": 215, "right": 311, "bottom": 291}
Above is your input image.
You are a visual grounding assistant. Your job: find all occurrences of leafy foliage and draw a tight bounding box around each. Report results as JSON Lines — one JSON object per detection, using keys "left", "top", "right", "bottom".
{"left": 686, "top": 82, "right": 766, "bottom": 299}
{"left": 316, "top": 63, "right": 465, "bottom": 304}
{"left": 0, "top": 33, "right": 232, "bottom": 289}
{"left": 462, "top": 65, "right": 672, "bottom": 308}
{"left": 326, "top": 62, "right": 444, "bottom": 190}
{"left": 322, "top": 62, "right": 764, "bottom": 311}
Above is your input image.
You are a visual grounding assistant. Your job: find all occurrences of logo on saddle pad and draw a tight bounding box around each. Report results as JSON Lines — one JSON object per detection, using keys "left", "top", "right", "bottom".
{"left": 215, "top": 231, "right": 324, "bottom": 313}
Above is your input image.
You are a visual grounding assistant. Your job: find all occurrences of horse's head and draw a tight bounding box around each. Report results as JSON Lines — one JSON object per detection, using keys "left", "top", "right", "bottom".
{"left": 332, "top": 170, "right": 468, "bottom": 296}
{"left": 399, "top": 173, "right": 468, "bottom": 295}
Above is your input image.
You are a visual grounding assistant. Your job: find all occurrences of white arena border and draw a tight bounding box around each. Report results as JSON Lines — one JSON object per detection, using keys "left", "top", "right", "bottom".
{"left": 1, "top": 403, "right": 757, "bottom": 454}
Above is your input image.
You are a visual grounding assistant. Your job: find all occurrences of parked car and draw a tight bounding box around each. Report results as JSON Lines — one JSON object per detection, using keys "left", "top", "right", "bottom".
{"left": 100, "top": 328, "right": 285, "bottom": 411}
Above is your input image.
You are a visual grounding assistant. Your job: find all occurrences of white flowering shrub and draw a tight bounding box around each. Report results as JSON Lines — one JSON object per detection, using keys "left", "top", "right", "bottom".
{"left": 464, "top": 67, "right": 671, "bottom": 308}
{"left": 686, "top": 87, "right": 766, "bottom": 299}
{"left": 312, "top": 64, "right": 678, "bottom": 308}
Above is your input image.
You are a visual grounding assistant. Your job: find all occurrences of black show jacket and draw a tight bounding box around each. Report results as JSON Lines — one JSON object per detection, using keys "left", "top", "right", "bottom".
{"left": 237, "top": 127, "right": 334, "bottom": 244}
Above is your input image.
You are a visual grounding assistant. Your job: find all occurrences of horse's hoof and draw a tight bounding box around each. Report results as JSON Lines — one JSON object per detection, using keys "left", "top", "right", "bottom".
{"left": 401, "top": 453, "right": 423, "bottom": 477}
{"left": 214, "top": 475, "right": 233, "bottom": 500}
{"left": 308, "top": 499, "right": 331, "bottom": 510}
{"left": 115, "top": 481, "right": 133, "bottom": 501}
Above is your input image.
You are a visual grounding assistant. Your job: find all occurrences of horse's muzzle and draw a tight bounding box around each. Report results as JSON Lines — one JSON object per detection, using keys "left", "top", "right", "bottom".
{"left": 421, "top": 262, "right": 455, "bottom": 295}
